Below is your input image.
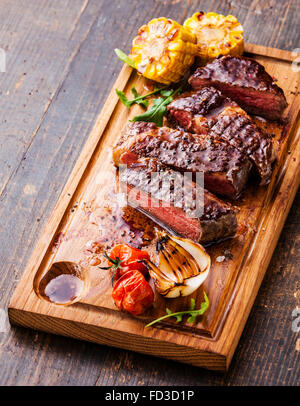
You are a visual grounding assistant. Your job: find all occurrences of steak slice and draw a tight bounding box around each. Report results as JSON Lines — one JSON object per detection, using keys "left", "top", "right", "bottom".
{"left": 113, "top": 122, "right": 252, "bottom": 199}
{"left": 119, "top": 157, "right": 237, "bottom": 244}
{"left": 167, "top": 87, "right": 275, "bottom": 185}
{"left": 189, "top": 55, "right": 287, "bottom": 120}
{"left": 167, "top": 86, "right": 245, "bottom": 132}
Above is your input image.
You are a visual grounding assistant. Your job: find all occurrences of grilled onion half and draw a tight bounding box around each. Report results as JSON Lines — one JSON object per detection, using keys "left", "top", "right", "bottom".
{"left": 145, "top": 234, "right": 211, "bottom": 298}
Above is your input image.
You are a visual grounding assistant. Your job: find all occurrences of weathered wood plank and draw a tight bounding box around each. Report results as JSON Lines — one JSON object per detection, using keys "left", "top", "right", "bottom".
{"left": 0, "top": 0, "right": 299, "bottom": 385}
{"left": 0, "top": 0, "right": 94, "bottom": 197}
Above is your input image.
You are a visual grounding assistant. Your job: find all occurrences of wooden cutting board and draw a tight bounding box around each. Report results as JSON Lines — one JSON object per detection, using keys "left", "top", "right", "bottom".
{"left": 8, "top": 44, "right": 300, "bottom": 371}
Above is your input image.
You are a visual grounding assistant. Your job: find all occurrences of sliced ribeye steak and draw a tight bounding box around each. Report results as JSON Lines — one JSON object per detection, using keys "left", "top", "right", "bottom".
{"left": 119, "top": 157, "right": 237, "bottom": 244}
{"left": 113, "top": 122, "right": 252, "bottom": 199}
{"left": 167, "top": 87, "right": 275, "bottom": 185}
{"left": 189, "top": 55, "right": 287, "bottom": 120}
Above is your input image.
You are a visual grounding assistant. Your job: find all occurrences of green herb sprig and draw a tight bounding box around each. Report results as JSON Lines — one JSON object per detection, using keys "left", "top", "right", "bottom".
{"left": 145, "top": 292, "right": 209, "bottom": 328}
{"left": 114, "top": 48, "right": 184, "bottom": 126}
{"left": 131, "top": 85, "right": 183, "bottom": 127}
{"left": 114, "top": 48, "right": 136, "bottom": 69}
{"left": 115, "top": 85, "right": 169, "bottom": 109}
{"left": 98, "top": 252, "right": 124, "bottom": 286}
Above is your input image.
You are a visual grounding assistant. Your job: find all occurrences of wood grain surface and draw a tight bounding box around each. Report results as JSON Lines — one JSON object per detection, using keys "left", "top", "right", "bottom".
{"left": 0, "top": 0, "right": 299, "bottom": 385}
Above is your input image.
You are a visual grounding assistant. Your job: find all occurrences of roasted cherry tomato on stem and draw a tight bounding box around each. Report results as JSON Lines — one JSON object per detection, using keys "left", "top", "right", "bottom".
{"left": 112, "top": 270, "right": 154, "bottom": 316}
{"left": 104, "top": 244, "right": 150, "bottom": 281}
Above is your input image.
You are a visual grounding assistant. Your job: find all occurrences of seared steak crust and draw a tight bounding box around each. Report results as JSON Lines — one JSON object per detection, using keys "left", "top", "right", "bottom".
{"left": 167, "top": 87, "right": 275, "bottom": 185}
{"left": 168, "top": 86, "right": 227, "bottom": 117}
{"left": 120, "top": 157, "right": 237, "bottom": 243}
{"left": 114, "top": 122, "right": 252, "bottom": 198}
{"left": 210, "top": 111, "right": 274, "bottom": 185}
{"left": 189, "top": 56, "right": 287, "bottom": 120}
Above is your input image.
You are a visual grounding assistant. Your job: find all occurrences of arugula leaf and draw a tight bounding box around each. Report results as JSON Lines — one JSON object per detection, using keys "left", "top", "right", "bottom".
{"left": 115, "top": 89, "right": 132, "bottom": 108}
{"left": 132, "top": 85, "right": 183, "bottom": 127}
{"left": 145, "top": 292, "right": 209, "bottom": 328}
{"left": 160, "top": 89, "right": 174, "bottom": 97}
{"left": 175, "top": 314, "right": 183, "bottom": 323}
{"left": 131, "top": 86, "right": 148, "bottom": 108}
{"left": 115, "top": 85, "right": 169, "bottom": 109}
{"left": 132, "top": 96, "right": 166, "bottom": 127}
{"left": 114, "top": 48, "right": 136, "bottom": 69}
{"left": 115, "top": 88, "right": 148, "bottom": 108}
{"left": 190, "top": 298, "right": 196, "bottom": 311}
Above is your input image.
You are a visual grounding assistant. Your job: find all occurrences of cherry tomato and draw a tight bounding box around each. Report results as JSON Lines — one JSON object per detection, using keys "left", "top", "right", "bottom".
{"left": 112, "top": 270, "right": 154, "bottom": 316}
{"left": 108, "top": 244, "right": 150, "bottom": 279}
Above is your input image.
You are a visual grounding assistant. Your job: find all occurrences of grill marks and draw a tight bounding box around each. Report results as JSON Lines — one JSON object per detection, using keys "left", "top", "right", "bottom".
{"left": 167, "top": 86, "right": 232, "bottom": 118}
{"left": 112, "top": 56, "right": 286, "bottom": 243}
{"left": 210, "top": 111, "right": 274, "bottom": 184}
{"left": 167, "top": 87, "right": 275, "bottom": 185}
{"left": 119, "top": 156, "right": 237, "bottom": 243}
{"left": 114, "top": 122, "right": 252, "bottom": 198}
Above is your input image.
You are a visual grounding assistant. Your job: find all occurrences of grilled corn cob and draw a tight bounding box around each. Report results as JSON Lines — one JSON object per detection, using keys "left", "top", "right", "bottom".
{"left": 130, "top": 17, "right": 198, "bottom": 84}
{"left": 184, "top": 11, "right": 244, "bottom": 64}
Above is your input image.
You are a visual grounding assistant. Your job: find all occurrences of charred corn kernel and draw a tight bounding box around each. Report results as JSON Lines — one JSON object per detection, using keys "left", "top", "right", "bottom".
{"left": 184, "top": 11, "right": 244, "bottom": 64}
{"left": 130, "top": 17, "right": 198, "bottom": 84}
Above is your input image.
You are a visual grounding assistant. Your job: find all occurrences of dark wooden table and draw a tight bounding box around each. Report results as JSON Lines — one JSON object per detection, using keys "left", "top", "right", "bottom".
{"left": 0, "top": 0, "right": 299, "bottom": 386}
